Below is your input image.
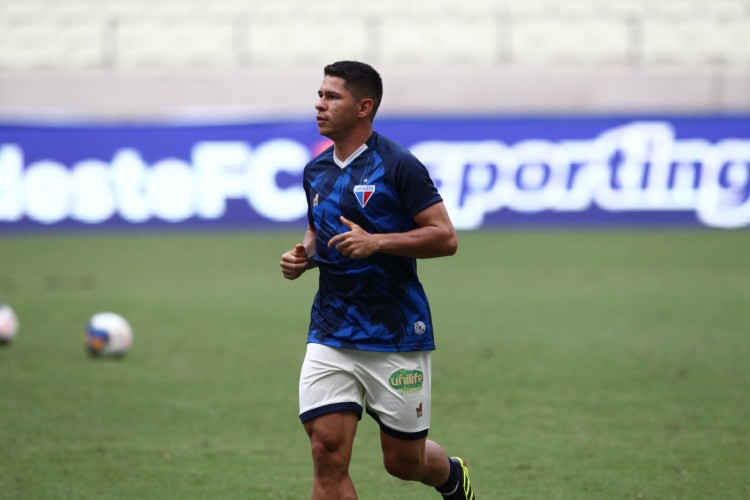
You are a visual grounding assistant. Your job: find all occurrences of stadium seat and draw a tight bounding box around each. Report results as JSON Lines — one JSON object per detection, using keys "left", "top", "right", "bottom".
{"left": 510, "top": 19, "right": 630, "bottom": 64}
{"left": 505, "top": 0, "right": 562, "bottom": 18}
{"left": 0, "top": 23, "right": 55, "bottom": 70}
{"left": 0, "top": 1, "right": 47, "bottom": 23}
{"left": 700, "top": 0, "right": 749, "bottom": 19}
{"left": 99, "top": 0, "right": 149, "bottom": 22}
{"left": 201, "top": 0, "right": 253, "bottom": 21}
{"left": 427, "top": 0, "right": 503, "bottom": 17}
{"left": 379, "top": 17, "right": 500, "bottom": 65}
{"left": 0, "top": 21, "right": 106, "bottom": 70}
{"left": 59, "top": 22, "right": 109, "bottom": 69}
{"left": 556, "top": 0, "right": 613, "bottom": 19}
{"left": 641, "top": 19, "right": 750, "bottom": 64}
{"left": 299, "top": 0, "right": 364, "bottom": 18}
{"left": 116, "top": 22, "right": 236, "bottom": 69}
{"left": 244, "top": 18, "right": 369, "bottom": 67}
{"left": 600, "top": 0, "right": 651, "bottom": 19}
{"left": 647, "top": 0, "right": 701, "bottom": 20}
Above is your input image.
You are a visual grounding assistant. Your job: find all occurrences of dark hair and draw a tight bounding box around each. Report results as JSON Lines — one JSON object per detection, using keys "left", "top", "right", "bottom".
{"left": 324, "top": 61, "right": 383, "bottom": 119}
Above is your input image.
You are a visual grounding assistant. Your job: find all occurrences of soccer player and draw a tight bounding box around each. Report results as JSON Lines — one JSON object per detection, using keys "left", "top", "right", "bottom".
{"left": 280, "top": 60, "right": 476, "bottom": 500}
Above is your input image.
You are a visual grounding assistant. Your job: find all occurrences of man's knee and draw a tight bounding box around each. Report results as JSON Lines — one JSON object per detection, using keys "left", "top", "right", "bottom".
{"left": 310, "top": 434, "right": 347, "bottom": 468}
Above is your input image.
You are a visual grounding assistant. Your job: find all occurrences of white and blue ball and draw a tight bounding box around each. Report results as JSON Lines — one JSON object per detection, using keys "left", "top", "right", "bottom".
{"left": 85, "top": 312, "right": 133, "bottom": 357}
{"left": 0, "top": 303, "right": 19, "bottom": 345}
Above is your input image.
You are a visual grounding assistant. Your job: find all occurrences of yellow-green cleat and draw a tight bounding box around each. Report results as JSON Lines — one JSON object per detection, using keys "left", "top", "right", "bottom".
{"left": 449, "top": 457, "right": 476, "bottom": 500}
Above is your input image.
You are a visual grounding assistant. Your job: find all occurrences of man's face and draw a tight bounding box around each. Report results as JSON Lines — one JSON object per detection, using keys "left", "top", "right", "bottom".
{"left": 315, "top": 75, "right": 360, "bottom": 141}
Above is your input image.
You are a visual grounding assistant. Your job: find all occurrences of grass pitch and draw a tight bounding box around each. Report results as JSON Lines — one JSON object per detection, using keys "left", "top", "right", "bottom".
{"left": 1, "top": 229, "right": 749, "bottom": 499}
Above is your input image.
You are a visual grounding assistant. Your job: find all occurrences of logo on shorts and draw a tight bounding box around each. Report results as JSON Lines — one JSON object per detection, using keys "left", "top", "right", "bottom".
{"left": 389, "top": 369, "right": 424, "bottom": 395}
{"left": 414, "top": 321, "right": 426, "bottom": 335}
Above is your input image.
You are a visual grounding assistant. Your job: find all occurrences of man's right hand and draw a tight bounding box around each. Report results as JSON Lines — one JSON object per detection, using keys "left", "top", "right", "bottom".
{"left": 280, "top": 244, "right": 309, "bottom": 280}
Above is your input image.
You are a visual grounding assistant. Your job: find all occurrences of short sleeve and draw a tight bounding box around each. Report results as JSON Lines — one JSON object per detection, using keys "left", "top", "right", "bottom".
{"left": 391, "top": 151, "right": 443, "bottom": 217}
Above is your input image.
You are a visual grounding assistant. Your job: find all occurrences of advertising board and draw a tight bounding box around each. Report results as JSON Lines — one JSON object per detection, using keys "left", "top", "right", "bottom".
{"left": 1, "top": 116, "right": 748, "bottom": 231}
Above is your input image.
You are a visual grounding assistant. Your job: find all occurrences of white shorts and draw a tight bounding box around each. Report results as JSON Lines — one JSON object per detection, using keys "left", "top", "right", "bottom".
{"left": 299, "top": 343, "right": 432, "bottom": 440}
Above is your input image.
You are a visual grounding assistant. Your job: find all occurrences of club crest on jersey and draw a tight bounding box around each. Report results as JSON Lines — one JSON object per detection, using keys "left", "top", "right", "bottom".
{"left": 353, "top": 184, "right": 375, "bottom": 208}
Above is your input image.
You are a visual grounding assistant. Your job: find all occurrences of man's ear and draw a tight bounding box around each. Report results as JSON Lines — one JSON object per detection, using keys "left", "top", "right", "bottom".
{"left": 358, "top": 99, "right": 374, "bottom": 119}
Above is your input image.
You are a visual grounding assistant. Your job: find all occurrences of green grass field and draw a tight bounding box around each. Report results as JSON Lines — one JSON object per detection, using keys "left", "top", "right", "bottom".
{"left": 1, "top": 230, "right": 749, "bottom": 499}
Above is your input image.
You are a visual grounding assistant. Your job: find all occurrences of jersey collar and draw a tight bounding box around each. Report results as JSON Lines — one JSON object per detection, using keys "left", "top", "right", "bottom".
{"left": 333, "top": 142, "right": 369, "bottom": 169}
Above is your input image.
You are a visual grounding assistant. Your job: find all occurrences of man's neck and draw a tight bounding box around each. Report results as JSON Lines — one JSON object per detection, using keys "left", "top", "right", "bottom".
{"left": 333, "top": 126, "right": 373, "bottom": 163}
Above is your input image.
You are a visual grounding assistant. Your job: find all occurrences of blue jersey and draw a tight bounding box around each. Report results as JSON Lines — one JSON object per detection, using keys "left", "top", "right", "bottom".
{"left": 303, "top": 132, "right": 443, "bottom": 352}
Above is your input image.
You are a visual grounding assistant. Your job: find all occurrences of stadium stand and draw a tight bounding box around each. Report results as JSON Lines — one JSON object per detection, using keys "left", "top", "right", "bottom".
{"left": 0, "top": 0, "right": 748, "bottom": 118}
{"left": 508, "top": 19, "right": 631, "bottom": 64}
{"left": 1, "top": 0, "right": 747, "bottom": 69}
{"left": 641, "top": 19, "right": 750, "bottom": 64}
{"left": 116, "top": 22, "right": 236, "bottom": 69}
{"left": 245, "top": 19, "right": 369, "bottom": 67}
{"left": 379, "top": 17, "right": 500, "bottom": 65}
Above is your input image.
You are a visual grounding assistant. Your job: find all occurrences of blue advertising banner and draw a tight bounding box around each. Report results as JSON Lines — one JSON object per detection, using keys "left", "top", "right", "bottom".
{"left": 1, "top": 116, "right": 749, "bottom": 231}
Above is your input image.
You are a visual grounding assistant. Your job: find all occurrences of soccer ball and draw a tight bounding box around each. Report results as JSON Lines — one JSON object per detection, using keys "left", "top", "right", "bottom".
{"left": 85, "top": 312, "right": 133, "bottom": 357}
{"left": 0, "top": 303, "right": 19, "bottom": 345}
